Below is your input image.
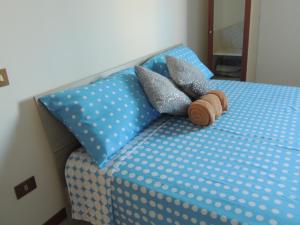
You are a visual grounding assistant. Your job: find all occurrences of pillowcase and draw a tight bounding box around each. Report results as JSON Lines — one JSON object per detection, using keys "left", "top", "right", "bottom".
{"left": 166, "top": 56, "right": 209, "bottom": 100}
{"left": 142, "top": 45, "right": 213, "bottom": 79}
{"left": 135, "top": 66, "right": 191, "bottom": 116}
{"left": 40, "top": 68, "right": 160, "bottom": 168}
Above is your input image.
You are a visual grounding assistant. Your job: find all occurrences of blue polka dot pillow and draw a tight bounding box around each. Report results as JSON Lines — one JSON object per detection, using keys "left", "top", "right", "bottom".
{"left": 40, "top": 68, "right": 160, "bottom": 168}
{"left": 142, "top": 45, "right": 213, "bottom": 79}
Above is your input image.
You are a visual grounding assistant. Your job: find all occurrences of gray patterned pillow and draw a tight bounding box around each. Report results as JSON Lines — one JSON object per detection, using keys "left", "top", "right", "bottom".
{"left": 166, "top": 56, "right": 209, "bottom": 100}
{"left": 135, "top": 66, "right": 191, "bottom": 116}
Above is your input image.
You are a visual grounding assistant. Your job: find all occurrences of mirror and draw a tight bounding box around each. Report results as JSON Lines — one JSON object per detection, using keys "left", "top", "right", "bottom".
{"left": 209, "top": 0, "right": 247, "bottom": 80}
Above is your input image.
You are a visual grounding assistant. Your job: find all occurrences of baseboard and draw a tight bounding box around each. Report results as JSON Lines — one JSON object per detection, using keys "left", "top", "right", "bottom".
{"left": 43, "top": 208, "right": 67, "bottom": 225}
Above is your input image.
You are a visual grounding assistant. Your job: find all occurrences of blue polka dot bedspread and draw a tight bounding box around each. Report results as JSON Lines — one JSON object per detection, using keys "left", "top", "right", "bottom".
{"left": 65, "top": 80, "right": 300, "bottom": 225}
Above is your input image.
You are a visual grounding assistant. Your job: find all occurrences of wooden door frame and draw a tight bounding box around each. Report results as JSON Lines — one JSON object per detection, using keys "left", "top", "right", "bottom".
{"left": 207, "top": 0, "right": 252, "bottom": 81}
{"left": 241, "top": 0, "right": 251, "bottom": 81}
{"left": 207, "top": 0, "right": 214, "bottom": 72}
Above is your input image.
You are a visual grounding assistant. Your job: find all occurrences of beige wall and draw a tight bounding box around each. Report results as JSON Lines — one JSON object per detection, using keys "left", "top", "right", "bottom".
{"left": 256, "top": 0, "right": 300, "bottom": 86}
{"left": 0, "top": 1, "right": 208, "bottom": 225}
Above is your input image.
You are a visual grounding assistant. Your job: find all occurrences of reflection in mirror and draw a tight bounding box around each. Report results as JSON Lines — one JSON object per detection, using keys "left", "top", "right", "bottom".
{"left": 213, "top": 0, "right": 245, "bottom": 80}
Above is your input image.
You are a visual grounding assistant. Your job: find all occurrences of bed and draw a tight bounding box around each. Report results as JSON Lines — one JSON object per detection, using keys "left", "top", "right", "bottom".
{"left": 35, "top": 45, "right": 300, "bottom": 225}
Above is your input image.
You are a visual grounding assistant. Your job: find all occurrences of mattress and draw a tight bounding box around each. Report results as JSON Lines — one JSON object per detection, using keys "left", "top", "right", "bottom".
{"left": 65, "top": 80, "right": 300, "bottom": 225}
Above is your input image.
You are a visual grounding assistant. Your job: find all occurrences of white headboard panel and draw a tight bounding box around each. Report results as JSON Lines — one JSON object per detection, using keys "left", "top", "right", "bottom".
{"left": 34, "top": 44, "right": 181, "bottom": 183}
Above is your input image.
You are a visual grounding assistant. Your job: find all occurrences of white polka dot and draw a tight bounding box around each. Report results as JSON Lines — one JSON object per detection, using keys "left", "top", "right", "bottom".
{"left": 269, "top": 219, "right": 278, "bottom": 225}
{"left": 256, "top": 215, "right": 264, "bottom": 222}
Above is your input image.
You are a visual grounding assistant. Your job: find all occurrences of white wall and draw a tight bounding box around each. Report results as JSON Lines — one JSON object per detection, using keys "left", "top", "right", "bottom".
{"left": 0, "top": 1, "right": 208, "bottom": 224}
{"left": 256, "top": 0, "right": 300, "bottom": 86}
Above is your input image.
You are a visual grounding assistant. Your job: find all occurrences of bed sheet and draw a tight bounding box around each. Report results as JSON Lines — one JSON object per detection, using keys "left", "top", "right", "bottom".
{"left": 212, "top": 81, "right": 300, "bottom": 150}
{"left": 65, "top": 80, "right": 300, "bottom": 225}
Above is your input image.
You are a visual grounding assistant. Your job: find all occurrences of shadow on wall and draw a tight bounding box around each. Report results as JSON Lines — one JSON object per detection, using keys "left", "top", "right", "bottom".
{"left": 0, "top": 98, "right": 65, "bottom": 225}
{"left": 186, "top": 0, "right": 208, "bottom": 63}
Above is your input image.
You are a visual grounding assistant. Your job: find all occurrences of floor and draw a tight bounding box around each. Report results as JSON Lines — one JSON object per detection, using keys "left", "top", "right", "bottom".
{"left": 60, "top": 199, "right": 91, "bottom": 225}
{"left": 59, "top": 220, "right": 68, "bottom": 225}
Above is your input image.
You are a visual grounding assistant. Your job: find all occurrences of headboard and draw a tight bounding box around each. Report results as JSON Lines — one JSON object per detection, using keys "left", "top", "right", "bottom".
{"left": 34, "top": 44, "right": 181, "bottom": 183}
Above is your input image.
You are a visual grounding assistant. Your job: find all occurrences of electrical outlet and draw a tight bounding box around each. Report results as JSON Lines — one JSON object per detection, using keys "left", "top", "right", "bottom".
{"left": 0, "top": 68, "right": 9, "bottom": 87}
{"left": 14, "top": 176, "right": 37, "bottom": 200}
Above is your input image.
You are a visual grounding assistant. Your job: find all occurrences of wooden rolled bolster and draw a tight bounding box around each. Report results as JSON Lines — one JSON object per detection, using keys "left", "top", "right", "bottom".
{"left": 188, "top": 99, "right": 215, "bottom": 126}
{"left": 207, "top": 90, "right": 228, "bottom": 111}
{"left": 201, "top": 94, "right": 223, "bottom": 118}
